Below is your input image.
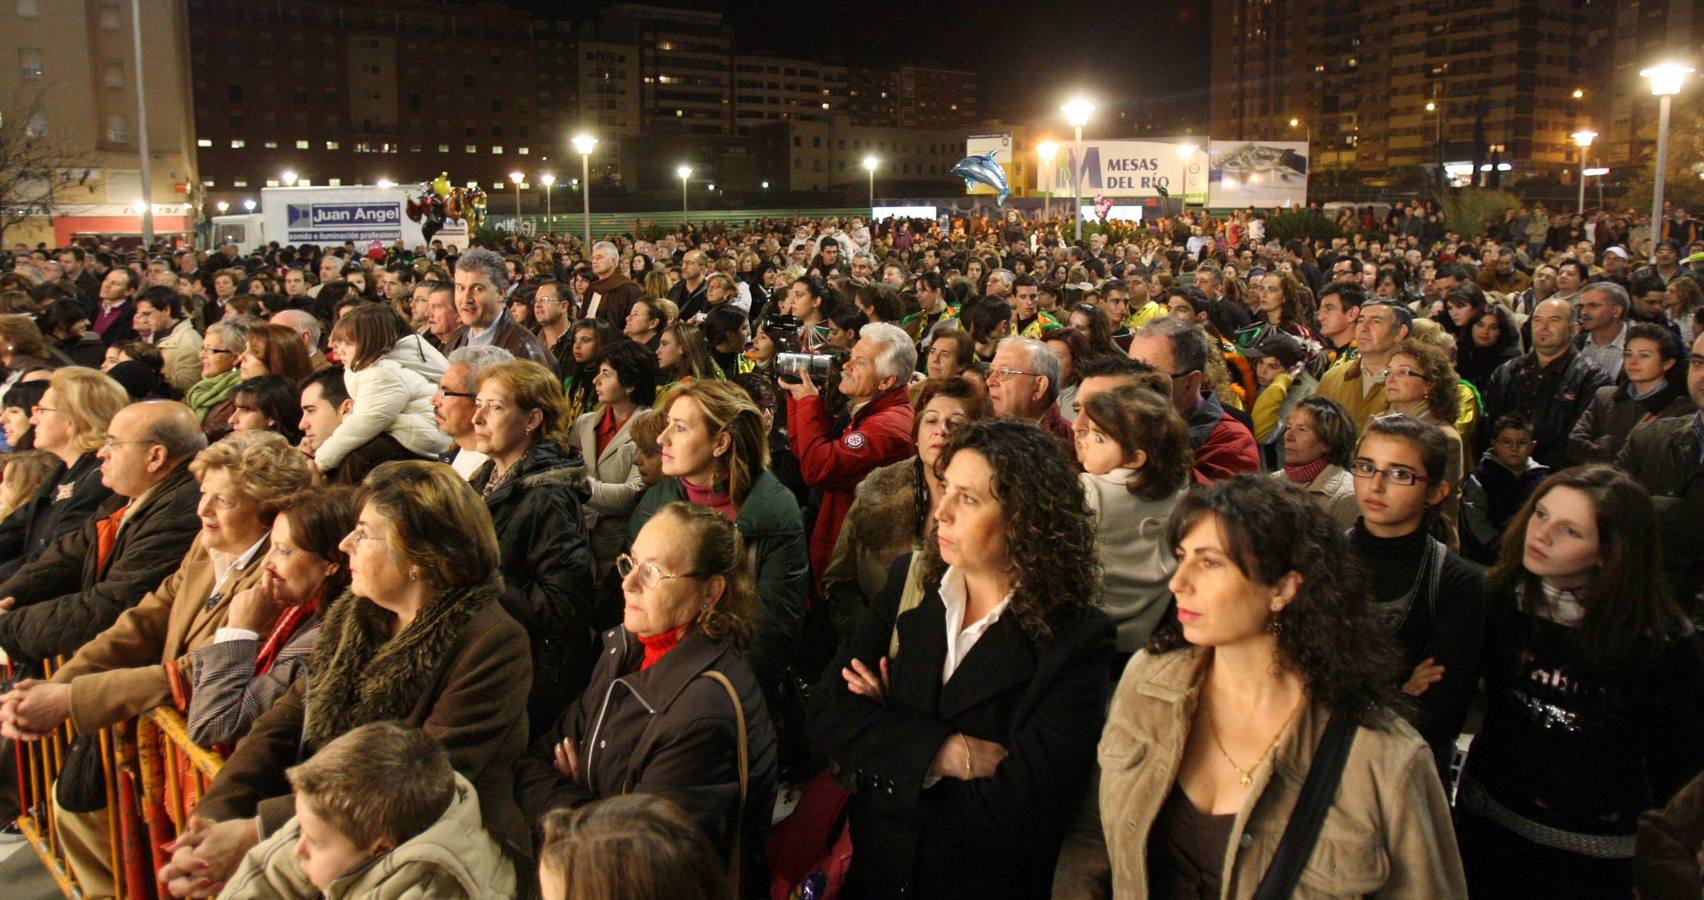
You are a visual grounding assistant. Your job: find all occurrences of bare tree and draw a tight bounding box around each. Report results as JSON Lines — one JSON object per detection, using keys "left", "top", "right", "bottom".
{"left": 0, "top": 86, "right": 97, "bottom": 245}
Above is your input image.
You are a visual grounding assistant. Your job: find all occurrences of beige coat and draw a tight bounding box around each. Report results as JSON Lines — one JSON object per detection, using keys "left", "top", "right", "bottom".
{"left": 1270, "top": 465, "right": 1359, "bottom": 531}
{"left": 155, "top": 317, "right": 204, "bottom": 393}
{"left": 568, "top": 407, "right": 645, "bottom": 576}
{"left": 53, "top": 534, "right": 267, "bottom": 735}
{"left": 218, "top": 772, "right": 516, "bottom": 899}
{"left": 1053, "top": 646, "right": 1466, "bottom": 899}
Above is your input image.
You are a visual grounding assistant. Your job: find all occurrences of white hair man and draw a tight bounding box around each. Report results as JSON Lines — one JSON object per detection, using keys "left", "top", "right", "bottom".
{"left": 434, "top": 345, "right": 514, "bottom": 479}
{"left": 585, "top": 240, "right": 645, "bottom": 332}
{"left": 780, "top": 321, "right": 919, "bottom": 579}
{"left": 269, "top": 309, "right": 329, "bottom": 371}
{"left": 988, "top": 336, "right": 1075, "bottom": 458}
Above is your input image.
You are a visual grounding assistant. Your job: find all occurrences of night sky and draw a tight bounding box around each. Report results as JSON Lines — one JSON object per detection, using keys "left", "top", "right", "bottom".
{"left": 532, "top": 0, "right": 1214, "bottom": 122}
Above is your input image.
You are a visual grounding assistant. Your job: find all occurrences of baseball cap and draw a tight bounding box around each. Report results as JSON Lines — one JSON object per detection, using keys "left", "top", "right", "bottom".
{"left": 1241, "top": 330, "right": 1306, "bottom": 368}
{"left": 1604, "top": 246, "right": 1629, "bottom": 260}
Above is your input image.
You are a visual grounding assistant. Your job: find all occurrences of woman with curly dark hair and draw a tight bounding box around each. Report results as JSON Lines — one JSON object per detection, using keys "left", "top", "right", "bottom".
{"left": 1456, "top": 465, "right": 1704, "bottom": 899}
{"left": 1456, "top": 302, "right": 1523, "bottom": 390}
{"left": 1054, "top": 475, "right": 1466, "bottom": 898}
{"left": 809, "top": 419, "right": 1115, "bottom": 900}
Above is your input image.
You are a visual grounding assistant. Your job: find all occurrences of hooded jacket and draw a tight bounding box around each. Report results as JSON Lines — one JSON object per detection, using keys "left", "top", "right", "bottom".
{"left": 0, "top": 462, "right": 201, "bottom": 664}
{"left": 314, "top": 334, "right": 451, "bottom": 471}
{"left": 220, "top": 772, "right": 516, "bottom": 900}
{"left": 470, "top": 441, "right": 598, "bottom": 741}
{"left": 195, "top": 577, "right": 534, "bottom": 860}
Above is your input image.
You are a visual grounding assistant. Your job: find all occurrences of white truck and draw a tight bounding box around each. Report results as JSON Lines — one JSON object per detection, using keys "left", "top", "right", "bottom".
{"left": 208, "top": 184, "right": 468, "bottom": 255}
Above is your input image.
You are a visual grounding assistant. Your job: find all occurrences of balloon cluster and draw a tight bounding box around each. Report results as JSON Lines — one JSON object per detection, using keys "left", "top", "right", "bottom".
{"left": 405, "top": 173, "right": 488, "bottom": 240}
{"left": 1094, "top": 194, "right": 1114, "bottom": 223}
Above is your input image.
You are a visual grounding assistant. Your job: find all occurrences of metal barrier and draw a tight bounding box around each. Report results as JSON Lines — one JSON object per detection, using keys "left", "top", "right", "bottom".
{"left": 10, "top": 656, "right": 224, "bottom": 899}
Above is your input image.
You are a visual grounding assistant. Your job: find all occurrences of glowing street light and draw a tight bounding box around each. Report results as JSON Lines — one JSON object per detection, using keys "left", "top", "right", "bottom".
{"left": 1572, "top": 130, "right": 1597, "bottom": 213}
{"left": 242, "top": 198, "right": 256, "bottom": 212}
{"left": 1643, "top": 62, "right": 1694, "bottom": 236}
{"left": 509, "top": 171, "right": 524, "bottom": 224}
{"left": 215, "top": 200, "right": 229, "bottom": 214}
{"left": 1061, "top": 97, "right": 1095, "bottom": 241}
{"left": 862, "top": 155, "right": 878, "bottom": 210}
{"left": 539, "top": 173, "right": 555, "bottom": 230}
{"left": 376, "top": 177, "right": 394, "bottom": 189}
{"left": 281, "top": 170, "right": 298, "bottom": 187}
{"left": 1036, "top": 141, "right": 1059, "bottom": 220}
{"left": 677, "top": 165, "right": 692, "bottom": 214}
{"left": 571, "top": 133, "right": 598, "bottom": 249}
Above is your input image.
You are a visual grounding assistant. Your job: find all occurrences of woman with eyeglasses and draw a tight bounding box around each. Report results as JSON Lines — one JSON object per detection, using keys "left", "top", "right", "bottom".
{"left": 1383, "top": 338, "right": 1467, "bottom": 547}
{"left": 158, "top": 460, "right": 532, "bottom": 895}
{"left": 626, "top": 379, "right": 808, "bottom": 728}
{"left": 1456, "top": 465, "right": 1704, "bottom": 898}
{"left": 0, "top": 367, "right": 125, "bottom": 582}
{"left": 517, "top": 501, "right": 778, "bottom": 891}
{"left": 186, "top": 319, "right": 251, "bottom": 438}
{"left": 469, "top": 359, "right": 598, "bottom": 740}
{"left": 1346, "top": 414, "right": 1486, "bottom": 776}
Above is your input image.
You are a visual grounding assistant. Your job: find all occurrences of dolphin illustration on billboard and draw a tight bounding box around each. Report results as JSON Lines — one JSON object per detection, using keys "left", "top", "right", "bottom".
{"left": 951, "top": 150, "right": 1011, "bottom": 206}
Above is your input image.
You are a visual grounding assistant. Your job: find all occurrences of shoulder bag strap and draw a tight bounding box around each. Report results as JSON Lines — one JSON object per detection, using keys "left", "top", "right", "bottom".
{"left": 699, "top": 670, "right": 748, "bottom": 898}
{"left": 887, "top": 552, "right": 929, "bottom": 660}
{"left": 1250, "top": 709, "right": 1359, "bottom": 900}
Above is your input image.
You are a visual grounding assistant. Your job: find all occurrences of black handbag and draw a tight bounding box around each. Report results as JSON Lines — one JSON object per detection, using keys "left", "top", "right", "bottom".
{"left": 55, "top": 732, "right": 107, "bottom": 813}
{"left": 1251, "top": 709, "right": 1359, "bottom": 900}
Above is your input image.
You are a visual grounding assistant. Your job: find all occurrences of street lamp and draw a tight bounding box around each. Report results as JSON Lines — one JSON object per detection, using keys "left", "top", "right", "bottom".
{"left": 1062, "top": 96, "right": 1094, "bottom": 241}
{"left": 509, "top": 171, "right": 524, "bottom": 227}
{"left": 215, "top": 200, "right": 229, "bottom": 214}
{"left": 539, "top": 173, "right": 555, "bottom": 231}
{"left": 281, "top": 170, "right": 298, "bottom": 187}
{"left": 1642, "top": 62, "right": 1693, "bottom": 241}
{"left": 1176, "top": 142, "right": 1198, "bottom": 213}
{"left": 376, "top": 177, "right": 394, "bottom": 189}
{"left": 677, "top": 165, "right": 692, "bottom": 214}
{"left": 1036, "top": 141, "right": 1058, "bottom": 222}
{"left": 242, "top": 198, "right": 256, "bottom": 212}
{"left": 571, "top": 133, "right": 597, "bottom": 250}
{"left": 1571, "top": 130, "right": 1597, "bottom": 214}
{"left": 862, "top": 155, "right": 878, "bottom": 211}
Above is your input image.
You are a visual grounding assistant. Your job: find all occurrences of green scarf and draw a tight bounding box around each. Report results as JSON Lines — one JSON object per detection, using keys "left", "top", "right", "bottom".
{"left": 183, "top": 368, "right": 242, "bottom": 421}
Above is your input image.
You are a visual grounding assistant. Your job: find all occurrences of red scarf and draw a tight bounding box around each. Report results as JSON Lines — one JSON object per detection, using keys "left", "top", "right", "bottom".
{"left": 638, "top": 626, "right": 686, "bottom": 670}
{"left": 682, "top": 477, "right": 737, "bottom": 521}
{"left": 1282, "top": 456, "right": 1332, "bottom": 485}
{"left": 255, "top": 600, "right": 318, "bottom": 676}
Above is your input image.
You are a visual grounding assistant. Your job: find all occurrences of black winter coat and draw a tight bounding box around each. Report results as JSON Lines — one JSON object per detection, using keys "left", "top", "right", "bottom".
{"left": 1481, "top": 348, "right": 1611, "bottom": 469}
{"left": 515, "top": 627, "right": 778, "bottom": 891}
{"left": 470, "top": 441, "right": 598, "bottom": 740}
{"left": 1617, "top": 414, "right": 1704, "bottom": 605}
{"left": 0, "top": 463, "right": 201, "bottom": 664}
{"left": 808, "top": 554, "right": 1116, "bottom": 899}
{"left": 0, "top": 452, "right": 112, "bottom": 584}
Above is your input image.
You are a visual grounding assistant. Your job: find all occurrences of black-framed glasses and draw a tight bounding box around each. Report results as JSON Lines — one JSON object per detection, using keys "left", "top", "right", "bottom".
{"left": 436, "top": 385, "right": 477, "bottom": 400}
{"left": 1349, "top": 459, "right": 1433, "bottom": 486}
{"left": 615, "top": 554, "right": 709, "bottom": 590}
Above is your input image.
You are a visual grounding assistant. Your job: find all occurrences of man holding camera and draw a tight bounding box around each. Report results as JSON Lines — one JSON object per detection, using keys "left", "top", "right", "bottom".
{"left": 781, "top": 322, "right": 917, "bottom": 584}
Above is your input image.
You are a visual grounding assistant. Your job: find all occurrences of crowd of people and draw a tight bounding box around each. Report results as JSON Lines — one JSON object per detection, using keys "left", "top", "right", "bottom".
{"left": 0, "top": 196, "right": 1701, "bottom": 899}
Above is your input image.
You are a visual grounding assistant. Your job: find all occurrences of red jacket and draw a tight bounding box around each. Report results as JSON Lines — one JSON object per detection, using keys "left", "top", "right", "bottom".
{"left": 1186, "top": 391, "right": 1259, "bottom": 485}
{"left": 788, "top": 386, "right": 916, "bottom": 585}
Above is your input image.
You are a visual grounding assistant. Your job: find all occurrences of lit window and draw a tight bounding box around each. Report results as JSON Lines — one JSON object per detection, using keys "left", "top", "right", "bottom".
{"left": 518, "top": 147, "right": 529, "bottom": 155}
{"left": 233, "top": 179, "right": 248, "bottom": 187}
{"left": 19, "top": 47, "right": 43, "bottom": 78}
{"left": 296, "top": 140, "right": 309, "bottom": 149}
{"left": 197, "top": 138, "right": 213, "bottom": 147}
{"left": 492, "top": 146, "right": 502, "bottom": 154}
{"left": 465, "top": 144, "right": 477, "bottom": 153}
{"left": 328, "top": 178, "right": 342, "bottom": 186}
{"left": 231, "top": 139, "right": 245, "bottom": 149}
{"left": 263, "top": 140, "right": 278, "bottom": 149}
{"left": 439, "top": 144, "right": 451, "bottom": 153}
{"left": 17, "top": 0, "right": 40, "bottom": 17}
{"left": 265, "top": 179, "right": 279, "bottom": 187}
{"left": 325, "top": 141, "right": 339, "bottom": 150}
{"left": 202, "top": 179, "right": 214, "bottom": 187}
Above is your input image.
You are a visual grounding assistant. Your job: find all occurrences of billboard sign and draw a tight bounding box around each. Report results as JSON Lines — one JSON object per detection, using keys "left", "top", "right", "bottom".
{"left": 1037, "top": 141, "right": 1187, "bottom": 199}
{"left": 1207, "top": 141, "right": 1309, "bottom": 208}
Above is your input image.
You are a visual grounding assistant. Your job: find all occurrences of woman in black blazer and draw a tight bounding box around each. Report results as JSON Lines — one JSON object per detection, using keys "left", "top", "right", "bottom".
{"left": 809, "top": 419, "right": 1116, "bottom": 899}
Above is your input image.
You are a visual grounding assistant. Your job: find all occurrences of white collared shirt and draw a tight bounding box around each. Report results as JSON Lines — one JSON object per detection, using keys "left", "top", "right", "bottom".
{"left": 937, "top": 565, "right": 1013, "bottom": 685}
{"left": 209, "top": 535, "right": 269, "bottom": 643}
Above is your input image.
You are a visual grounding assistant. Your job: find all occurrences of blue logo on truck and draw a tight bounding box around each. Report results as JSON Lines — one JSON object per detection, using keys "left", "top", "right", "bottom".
{"left": 286, "top": 203, "right": 402, "bottom": 230}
